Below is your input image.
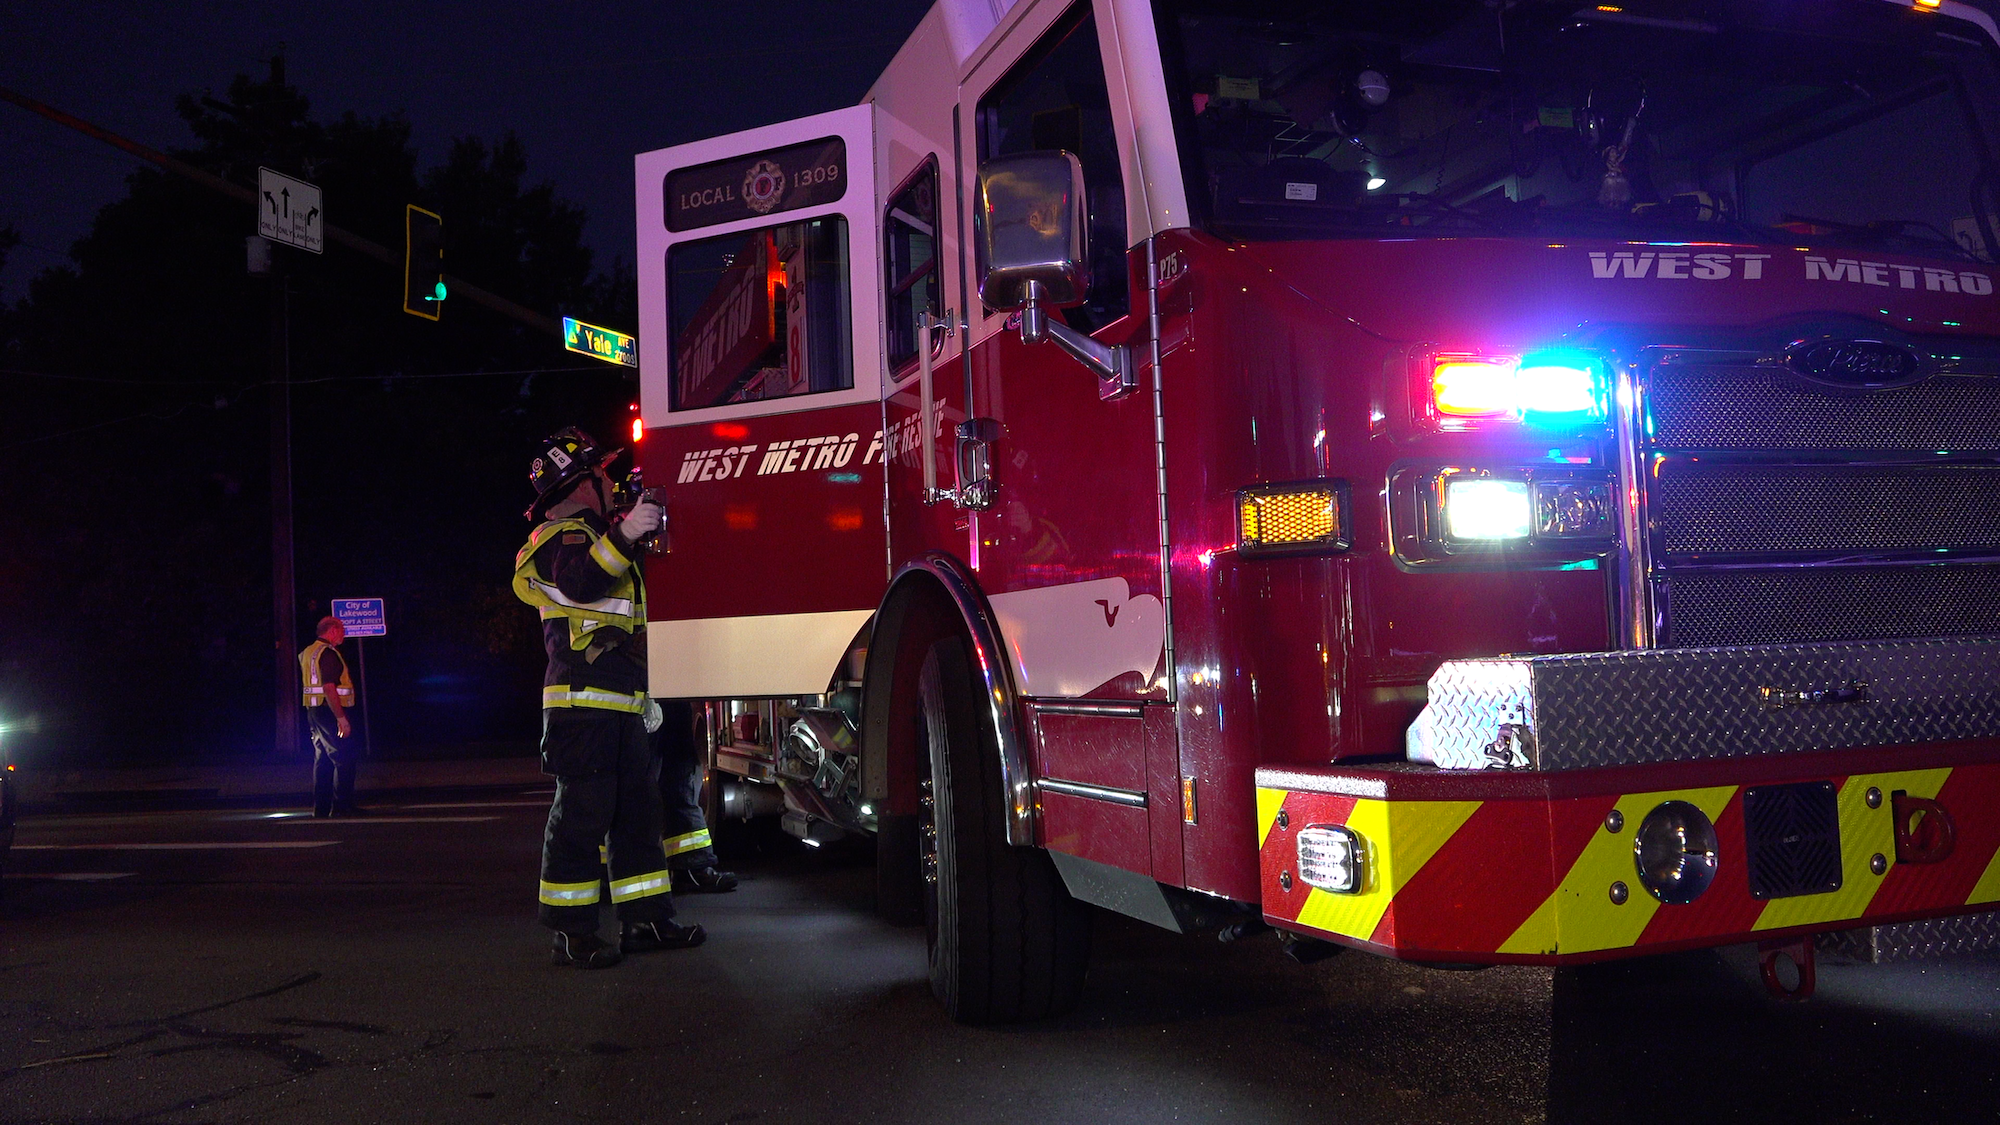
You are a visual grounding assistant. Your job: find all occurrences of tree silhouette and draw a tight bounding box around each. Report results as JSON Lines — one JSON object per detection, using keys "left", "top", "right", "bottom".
{"left": 1, "top": 60, "right": 637, "bottom": 764}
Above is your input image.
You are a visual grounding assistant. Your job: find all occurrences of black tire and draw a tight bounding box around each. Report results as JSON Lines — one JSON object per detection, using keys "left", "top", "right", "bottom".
{"left": 919, "top": 636, "right": 1090, "bottom": 1024}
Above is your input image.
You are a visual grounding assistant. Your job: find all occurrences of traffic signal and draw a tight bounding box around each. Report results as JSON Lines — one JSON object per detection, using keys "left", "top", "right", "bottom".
{"left": 403, "top": 205, "right": 445, "bottom": 320}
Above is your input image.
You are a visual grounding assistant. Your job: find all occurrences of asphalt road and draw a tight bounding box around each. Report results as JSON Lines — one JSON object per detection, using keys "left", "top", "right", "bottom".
{"left": 2, "top": 774, "right": 1996, "bottom": 1125}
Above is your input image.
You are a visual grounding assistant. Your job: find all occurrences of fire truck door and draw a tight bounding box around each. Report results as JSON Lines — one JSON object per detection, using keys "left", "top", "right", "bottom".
{"left": 954, "top": 2, "right": 1176, "bottom": 877}
{"left": 634, "top": 105, "right": 887, "bottom": 701}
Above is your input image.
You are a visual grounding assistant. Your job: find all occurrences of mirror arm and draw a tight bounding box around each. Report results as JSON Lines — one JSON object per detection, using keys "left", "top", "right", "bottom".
{"left": 1018, "top": 289, "right": 1137, "bottom": 401}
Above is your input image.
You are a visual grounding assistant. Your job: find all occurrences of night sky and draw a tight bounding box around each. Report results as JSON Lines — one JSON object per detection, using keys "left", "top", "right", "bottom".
{"left": 1, "top": 0, "right": 933, "bottom": 305}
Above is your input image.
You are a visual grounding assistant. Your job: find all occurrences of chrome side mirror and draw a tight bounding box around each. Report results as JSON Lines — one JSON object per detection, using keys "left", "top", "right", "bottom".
{"left": 974, "top": 151, "right": 1135, "bottom": 399}
{"left": 976, "top": 151, "right": 1088, "bottom": 310}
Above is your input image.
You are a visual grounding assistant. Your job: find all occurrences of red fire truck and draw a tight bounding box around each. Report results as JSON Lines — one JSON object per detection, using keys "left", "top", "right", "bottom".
{"left": 633, "top": 0, "right": 2000, "bottom": 1023}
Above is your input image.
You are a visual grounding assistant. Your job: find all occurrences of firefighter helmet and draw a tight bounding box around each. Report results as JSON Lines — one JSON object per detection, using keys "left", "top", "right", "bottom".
{"left": 527, "top": 427, "right": 615, "bottom": 518}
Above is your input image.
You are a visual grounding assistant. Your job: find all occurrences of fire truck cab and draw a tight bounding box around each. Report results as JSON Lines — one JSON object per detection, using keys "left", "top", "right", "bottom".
{"left": 636, "top": 0, "right": 2000, "bottom": 1023}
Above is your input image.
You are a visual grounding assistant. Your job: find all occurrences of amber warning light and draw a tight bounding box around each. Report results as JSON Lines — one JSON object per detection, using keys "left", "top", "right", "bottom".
{"left": 1237, "top": 481, "right": 1352, "bottom": 557}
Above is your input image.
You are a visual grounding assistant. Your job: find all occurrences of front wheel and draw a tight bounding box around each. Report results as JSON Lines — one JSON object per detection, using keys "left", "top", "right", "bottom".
{"left": 918, "top": 636, "right": 1090, "bottom": 1024}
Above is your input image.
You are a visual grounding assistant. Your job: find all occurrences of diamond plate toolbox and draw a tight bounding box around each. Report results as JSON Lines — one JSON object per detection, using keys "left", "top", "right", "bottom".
{"left": 1406, "top": 636, "right": 2000, "bottom": 770}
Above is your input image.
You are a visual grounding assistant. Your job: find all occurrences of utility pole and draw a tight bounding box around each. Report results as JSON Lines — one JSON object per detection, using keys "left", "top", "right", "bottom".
{"left": 266, "top": 251, "right": 298, "bottom": 759}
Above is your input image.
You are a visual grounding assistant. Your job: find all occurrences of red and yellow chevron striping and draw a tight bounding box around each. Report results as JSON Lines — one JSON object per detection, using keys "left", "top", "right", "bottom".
{"left": 1256, "top": 750, "right": 2000, "bottom": 963}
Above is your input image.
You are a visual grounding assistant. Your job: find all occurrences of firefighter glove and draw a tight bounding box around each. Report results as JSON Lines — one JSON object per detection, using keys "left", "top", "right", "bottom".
{"left": 643, "top": 698, "right": 663, "bottom": 734}
{"left": 617, "top": 501, "right": 666, "bottom": 543}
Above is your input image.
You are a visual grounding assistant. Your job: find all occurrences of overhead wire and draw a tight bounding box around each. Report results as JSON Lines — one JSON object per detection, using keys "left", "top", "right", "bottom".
{"left": 4, "top": 362, "right": 626, "bottom": 448}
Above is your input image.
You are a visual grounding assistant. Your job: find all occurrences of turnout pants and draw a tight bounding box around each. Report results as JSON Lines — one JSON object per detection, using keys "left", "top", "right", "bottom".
{"left": 306, "top": 706, "right": 359, "bottom": 816}
{"left": 656, "top": 700, "right": 720, "bottom": 870}
{"left": 538, "top": 708, "right": 674, "bottom": 934}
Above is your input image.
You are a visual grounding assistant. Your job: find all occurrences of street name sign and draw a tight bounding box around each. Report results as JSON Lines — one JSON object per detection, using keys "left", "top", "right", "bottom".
{"left": 258, "top": 167, "right": 324, "bottom": 254}
{"left": 332, "top": 598, "right": 386, "bottom": 638}
{"left": 563, "top": 317, "right": 639, "bottom": 367}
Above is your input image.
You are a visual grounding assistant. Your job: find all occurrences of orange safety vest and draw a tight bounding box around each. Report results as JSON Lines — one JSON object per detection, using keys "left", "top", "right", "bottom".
{"left": 299, "top": 640, "right": 355, "bottom": 708}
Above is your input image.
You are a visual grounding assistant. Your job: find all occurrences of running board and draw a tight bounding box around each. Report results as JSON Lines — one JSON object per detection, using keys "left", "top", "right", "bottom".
{"left": 1821, "top": 910, "right": 2000, "bottom": 963}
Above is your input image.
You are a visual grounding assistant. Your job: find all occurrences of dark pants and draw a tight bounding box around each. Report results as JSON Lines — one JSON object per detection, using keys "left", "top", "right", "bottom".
{"left": 538, "top": 708, "right": 674, "bottom": 935}
{"left": 306, "top": 707, "right": 358, "bottom": 817}
{"left": 656, "top": 700, "right": 720, "bottom": 870}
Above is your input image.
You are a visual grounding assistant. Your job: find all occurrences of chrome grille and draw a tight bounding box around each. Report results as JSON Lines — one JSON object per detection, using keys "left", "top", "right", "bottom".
{"left": 1663, "top": 564, "right": 2000, "bottom": 647}
{"left": 1649, "top": 364, "right": 2000, "bottom": 451}
{"left": 1637, "top": 346, "right": 2000, "bottom": 650}
{"left": 1654, "top": 465, "right": 2000, "bottom": 557}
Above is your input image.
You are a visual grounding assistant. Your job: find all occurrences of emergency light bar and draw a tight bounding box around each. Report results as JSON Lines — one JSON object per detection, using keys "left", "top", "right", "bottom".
{"left": 1425, "top": 352, "right": 1607, "bottom": 428}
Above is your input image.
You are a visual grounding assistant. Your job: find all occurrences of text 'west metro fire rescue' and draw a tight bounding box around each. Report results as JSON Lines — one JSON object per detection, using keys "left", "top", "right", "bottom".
{"left": 678, "top": 431, "right": 874, "bottom": 482}
{"left": 675, "top": 412, "right": 942, "bottom": 483}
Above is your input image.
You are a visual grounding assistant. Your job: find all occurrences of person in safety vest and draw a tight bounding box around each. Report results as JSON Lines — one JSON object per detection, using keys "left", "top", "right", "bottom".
{"left": 514, "top": 426, "right": 704, "bottom": 969}
{"left": 300, "top": 616, "right": 361, "bottom": 817}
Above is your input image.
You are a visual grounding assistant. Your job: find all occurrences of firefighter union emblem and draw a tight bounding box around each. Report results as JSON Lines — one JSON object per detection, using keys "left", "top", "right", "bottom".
{"left": 743, "top": 160, "right": 786, "bottom": 214}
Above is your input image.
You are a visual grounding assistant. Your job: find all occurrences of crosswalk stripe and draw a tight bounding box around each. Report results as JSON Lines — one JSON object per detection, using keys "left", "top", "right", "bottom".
{"left": 14, "top": 842, "right": 341, "bottom": 850}
{"left": 271, "top": 816, "right": 499, "bottom": 824}
{"left": 399, "top": 801, "right": 549, "bottom": 809}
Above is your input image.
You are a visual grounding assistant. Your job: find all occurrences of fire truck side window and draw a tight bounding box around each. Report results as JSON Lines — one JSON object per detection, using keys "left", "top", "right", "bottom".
{"left": 666, "top": 217, "right": 854, "bottom": 412}
{"left": 977, "top": 3, "right": 1130, "bottom": 334}
{"left": 884, "top": 159, "right": 942, "bottom": 374}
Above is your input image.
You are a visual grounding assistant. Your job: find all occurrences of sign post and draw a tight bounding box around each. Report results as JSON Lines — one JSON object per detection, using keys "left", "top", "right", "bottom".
{"left": 332, "top": 598, "right": 386, "bottom": 759}
{"left": 257, "top": 167, "right": 323, "bottom": 254}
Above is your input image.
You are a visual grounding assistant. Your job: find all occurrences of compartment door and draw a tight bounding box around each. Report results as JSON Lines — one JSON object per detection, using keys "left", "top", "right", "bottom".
{"left": 635, "top": 104, "right": 886, "bottom": 699}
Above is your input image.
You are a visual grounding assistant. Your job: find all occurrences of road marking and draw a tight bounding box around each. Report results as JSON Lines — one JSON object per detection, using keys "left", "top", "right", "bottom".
{"left": 270, "top": 815, "right": 500, "bottom": 824}
{"left": 14, "top": 842, "right": 341, "bottom": 850}
{"left": 399, "top": 801, "right": 549, "bottom": 809}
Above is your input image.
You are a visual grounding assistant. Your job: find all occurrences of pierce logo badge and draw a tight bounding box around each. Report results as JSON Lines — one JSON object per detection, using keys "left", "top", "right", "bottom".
{"left": 1785, "top": 338, "right": 1930, "bottom": 391}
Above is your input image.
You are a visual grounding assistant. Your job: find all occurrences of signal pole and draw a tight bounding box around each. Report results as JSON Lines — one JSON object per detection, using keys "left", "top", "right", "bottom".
{"left": 267, "top": 252, "right": 298, "bottom": 759}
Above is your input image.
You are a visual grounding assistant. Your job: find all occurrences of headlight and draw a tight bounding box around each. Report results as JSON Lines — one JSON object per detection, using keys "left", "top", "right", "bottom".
{"left": 1434, "top": 471, "right": 1616, "bottom": 547}
{"left": 1445, "top": 479, "right": 1532, "bottom": 540}
{"left": 1634, "top": 800, "right": 1720, "bottom": 904}
{"left": 1533, "top": 478, "right": 1615, "bottom": 539}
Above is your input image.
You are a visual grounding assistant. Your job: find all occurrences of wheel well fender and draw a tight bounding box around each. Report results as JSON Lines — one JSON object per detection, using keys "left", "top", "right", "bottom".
{"left": 860, "top": 551, "right": 1033, "bottom": 845}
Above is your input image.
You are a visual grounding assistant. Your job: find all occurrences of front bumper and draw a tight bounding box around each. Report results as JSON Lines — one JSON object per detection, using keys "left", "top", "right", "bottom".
{"left": 1258, "top": 637, "right": 2000, "bottom": 963}
{"left": 1406, "top": 635, "right": 2000, "bottom": 771}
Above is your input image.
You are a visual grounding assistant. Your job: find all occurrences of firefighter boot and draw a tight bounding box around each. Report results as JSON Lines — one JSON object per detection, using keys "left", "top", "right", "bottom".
{"left": 621, "top": 920, "right": 707, "bottom": 953}
{"left": 677, "top": 866, "right": 739, "bottom": 893}
{"left": 551, "top": 931, "right": 623, "bottom": 969}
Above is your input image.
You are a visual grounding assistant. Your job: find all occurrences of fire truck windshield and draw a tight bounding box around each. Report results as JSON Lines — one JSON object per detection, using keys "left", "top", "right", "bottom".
{"left": 1155, "top": 0, "right": 2000, "bottom": 261}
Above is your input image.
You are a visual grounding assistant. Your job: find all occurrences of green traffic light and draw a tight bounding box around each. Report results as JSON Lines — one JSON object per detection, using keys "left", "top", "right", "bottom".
{"left": 432, "top": 281, "right": 447, "bottom": 302}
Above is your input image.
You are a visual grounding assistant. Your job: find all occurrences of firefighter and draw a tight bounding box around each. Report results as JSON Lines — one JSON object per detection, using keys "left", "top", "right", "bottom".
{"left": 514, "top": 427, "right": 704, "bottom": 969}
{"left": 657, "top": 700, "right": 738, "bottom": 893}
{"left": 300, "top": 616, "right": 360, "bottom": 817}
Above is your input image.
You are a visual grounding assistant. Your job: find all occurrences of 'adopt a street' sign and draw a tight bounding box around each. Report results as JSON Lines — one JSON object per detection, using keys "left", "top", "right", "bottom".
{"left": 332, "top": 598, "right": 386, "bottom": 638}
{"left": 258, "top": 167, "right": 323, "bottom": 254}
